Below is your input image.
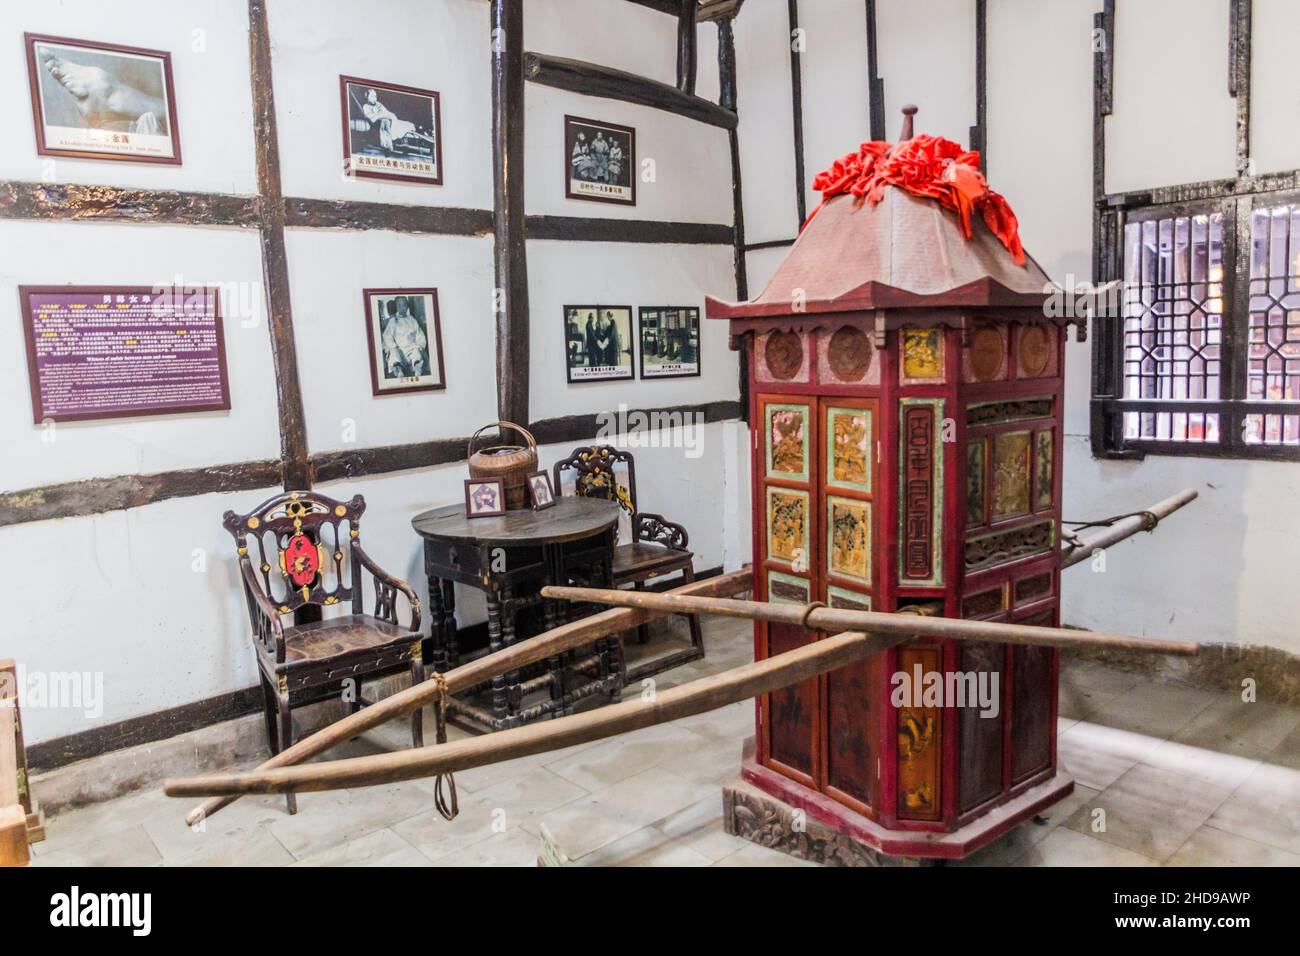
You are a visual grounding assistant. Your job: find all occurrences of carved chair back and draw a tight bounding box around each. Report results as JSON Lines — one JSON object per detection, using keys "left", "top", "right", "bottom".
{"left": 223, "top": 491, "right": 368, "bottom": 621}
{"left": 554, "top": 445, "right": 638, "bottom": 514}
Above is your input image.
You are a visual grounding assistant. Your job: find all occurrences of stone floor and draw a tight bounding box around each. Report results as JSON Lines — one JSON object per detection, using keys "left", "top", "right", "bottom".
{"left": 29, "top": 616, "right": 1300, "bottom": 867}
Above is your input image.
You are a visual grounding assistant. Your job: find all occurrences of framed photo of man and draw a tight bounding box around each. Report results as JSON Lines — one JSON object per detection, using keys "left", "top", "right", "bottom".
{"left": 363, "top": 288, "right": 446, "bottom": 396}
{"left": 564, "top": 305, "right": 634, "bottom": 383}
{"left": 25, "top": 33, "right": 181, "bottom": 165}
{"left": 564, "top": 116, "right": 635, "bottom": 206}
{"left": 638, "top": 306, "right": 701, "bottom": 379}
{"left": 340, "top": 76, "right": 442, "bottom": 185}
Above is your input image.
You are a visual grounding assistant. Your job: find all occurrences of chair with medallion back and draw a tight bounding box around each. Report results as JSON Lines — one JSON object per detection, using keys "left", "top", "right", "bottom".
{"left": 223, "top": 490, "right": 423, "bottom": 814}
{"left": 553, "top": 445, "right": 704, "bottom": 680}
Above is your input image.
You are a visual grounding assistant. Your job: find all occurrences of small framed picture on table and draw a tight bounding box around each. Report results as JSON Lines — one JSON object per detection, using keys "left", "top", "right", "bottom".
{"left": 526, "top": 471, "right": 556, "bottom": 511}
{"left": 465, "top": 477, "right": 506, "bottom": 518}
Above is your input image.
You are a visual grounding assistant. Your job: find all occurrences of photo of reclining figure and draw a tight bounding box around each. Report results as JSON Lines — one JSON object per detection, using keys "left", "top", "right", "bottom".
{"left": 341, "top": 75, "right": 441, "bottom": 185}
{"left": 25, "top": 33, "right": 180, "bottom": 163}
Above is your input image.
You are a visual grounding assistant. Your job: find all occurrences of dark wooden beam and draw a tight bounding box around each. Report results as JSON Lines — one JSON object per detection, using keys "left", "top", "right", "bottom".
{"left": 311, "top": 438, "right": 467, "bottom": 484}
{"left": 743, "top": 237, "right": 795, "bottom": 252}
{"left": 972, "top": 0, "right": 987, "bottom": 170}
{"left": 0, "top": 460, "right": 282, "bottom": 528}
{"left": 0, "top": 181, "right": 259, "bottom": 226}
{"left": 493, "top": 0, "right": 530, "bottom": 427}
{"left": 525, "top": 215, "right": 731, "bottom": 244}
{"left": 285, "top": 197, "right": 492, "bottom": 236}
{"left": 527, "top": 400, "right": 742, "bottom": 447}
{"left": 249, "top": 0, "right": 310, "bottom": 491}
{"left": 865, "top": 0, "right": 885, "bottom": 140}
{"left": 524, "top": 53, "right": 738, "bottom": 130}
{"left": 677, "top": 0, "right": 698, "bottom": 94}
{"left": 718, "top": 14, "right": 749, "bottom": 425}
{"left": 787, "top": 0, "right": 807, "bottom": 225}
{"left": 1230, "top": 0, "right": 1252, "bottom": 177}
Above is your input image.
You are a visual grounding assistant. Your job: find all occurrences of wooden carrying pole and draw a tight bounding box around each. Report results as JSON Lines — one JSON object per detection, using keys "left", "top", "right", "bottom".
{"left": 183, "top": 568, "right": 753, "bottom": 825}
{"left": 1059, "top": 488, "right": 1197, "bottom": 570}
{"left": 166, "top": 612, "right": 1194, "bottom": 799}
{"left": 538, "top": 588, "right": 1201, "bottom": 656}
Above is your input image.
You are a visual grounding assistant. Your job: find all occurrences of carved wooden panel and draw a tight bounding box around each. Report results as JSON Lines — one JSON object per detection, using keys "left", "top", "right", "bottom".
{"left": 965, "top": 519, "right": 1055, "bottom": 573}
{"left": 900, "top": 327, "right": 945, "bottom": 384}
{"left": 826, "top": 654, "right": 879, "bottom": 812}
{"left": 765, "top": 403, "right": 809, "bottom": 481}
{"left": 767, "top": 621, "right": 817, "bottom": 777}
{"left": 958, "top": 640, "right": 1005, "bottom": 812}
{"left": 756, "top": 329, "right": 811, "bottom": 383}
{"left": 825, "top": 406, "right": 871, "bottom": 492}
{"left": 896, "top": 643, "right": 942, "bottom": 821}
{"left": 819, "top": 325, "right": 879, "bottom": 385}
{"left": 1034, "top": 429, "right": 1054, "bottom": 511}
{"left": 898, "top": 398, "right": 944, "bottom": 586}
{"left": 1015, "top": 324, "right": 1057, "bottom": 378}
{"left": 966, "top": 438, "right": 987, "bottom": 526}
{"left": 961, "top": 584, "right": 1006, "bottom": 620}
{"left": 1011, "top": 640, "right": 1054, "bottom": 782}
{"left": 827, "top": 585, "right": 871, "bottom": 611}
{"left": 967, "top": 397, "right": 1054, "bottom": 427}
{"left": 768, "top": 570, "right": 809, "bottom": 604}
{"left": 766, "top": 487, "right": 809, "bottom": 568}
{"left": 991, "top": 431, "right": 1032, "bottom": 521}
{"left": 962, "top": 324, "right": 1008, "bottom": 383}
{"left": 827, "top": 496, "right": 871, "bottom": 585}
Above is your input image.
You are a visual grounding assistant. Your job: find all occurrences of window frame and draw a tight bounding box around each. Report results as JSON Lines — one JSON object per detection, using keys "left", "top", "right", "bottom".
{"left": 1093, "top": 186, "right": 1300, "bottom": 462}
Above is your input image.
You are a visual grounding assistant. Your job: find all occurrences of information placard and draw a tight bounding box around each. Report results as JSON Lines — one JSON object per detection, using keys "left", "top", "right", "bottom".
{"left": 20, "top": 285, "right": 230, "bottom": 424}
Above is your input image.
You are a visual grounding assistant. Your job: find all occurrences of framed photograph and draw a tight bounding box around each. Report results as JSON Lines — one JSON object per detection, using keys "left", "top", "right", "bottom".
{"left": 564, "top": 305, "right": 634, "bottom": 382}
{"left": 340, "top": 75, "right": 442, "bottom": 185}
{"left": 525, "top": 471, "right": 556, "bottom": 511}
{"left": 565, "top": 115, "right": 635, "bottom": 206}
{"left": 464, "top": 477, "right": 506, "bottom": 518}
{"left": 363, "top": 288, "right": 446, "bottom": 396}
{"left": 20, "top": 285, "right": 229, "bottom": 424}
{"left": 638, "top": 306, "right": 701, "bottom": 379}
{"left": 25, "top": 33, "right": 181, "bottom": 165}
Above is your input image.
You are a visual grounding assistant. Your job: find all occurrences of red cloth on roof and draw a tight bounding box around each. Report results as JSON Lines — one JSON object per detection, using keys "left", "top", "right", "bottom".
{"left": 807, "top": 135, "right": 1026, "bottom": 265}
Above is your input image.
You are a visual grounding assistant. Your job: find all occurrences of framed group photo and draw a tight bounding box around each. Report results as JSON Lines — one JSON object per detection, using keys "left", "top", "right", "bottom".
{"left": 565, "top": 115, "right": 635, "bottom": 206}
{"left": 638, "top": 306, "right": 701, "bottom": 379}
{"left": 340, "top": 75, "right": 442, "bottom": 185}
{"left": 25, "top": 33, "right": 181, "bottom": 164}
{"left": 564, "top": 305, "right": 634, "bottom": 382}
{"left": 363, "top": 288, "right": 446, "bottom": 396}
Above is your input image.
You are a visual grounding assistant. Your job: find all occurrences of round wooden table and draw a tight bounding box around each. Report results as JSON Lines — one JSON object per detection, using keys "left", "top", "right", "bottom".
{"left": 412, "top": 497, "right": 621, "bottom": 730}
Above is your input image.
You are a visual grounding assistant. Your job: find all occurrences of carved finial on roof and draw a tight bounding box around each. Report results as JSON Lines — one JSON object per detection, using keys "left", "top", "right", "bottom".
{"left": 900, "top": 104, "right": 918, "bottom": 141}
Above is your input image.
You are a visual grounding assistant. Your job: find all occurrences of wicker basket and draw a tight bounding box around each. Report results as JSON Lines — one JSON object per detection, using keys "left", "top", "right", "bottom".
{"left": 467, "top": 421, "right": 538, "bottom": 511}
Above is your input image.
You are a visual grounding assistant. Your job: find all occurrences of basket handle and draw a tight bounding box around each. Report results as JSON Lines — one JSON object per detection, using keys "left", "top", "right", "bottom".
{"left": 468, "top": 420, "right": 537, "bottom": 457}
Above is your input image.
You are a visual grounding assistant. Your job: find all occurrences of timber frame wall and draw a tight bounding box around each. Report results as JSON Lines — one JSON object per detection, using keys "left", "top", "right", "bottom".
{"left": 0, "top": 0, "right": 744, "bottom": 528}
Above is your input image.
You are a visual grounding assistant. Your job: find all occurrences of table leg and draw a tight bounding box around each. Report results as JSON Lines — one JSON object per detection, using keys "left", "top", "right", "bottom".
{"left": 502, "top": 590, "right": 522, "bottom": 716}
{"left": 440, "top": 578, "right": 459, "bottom": 667}
{"left": 486, "top": 592, "right": 508, "bottom": 722}
{"left": 427, "top": 574, "right": 449, "bottom": 673}
{"left": 597, "top": 545, "right": 622, "bottom": 701}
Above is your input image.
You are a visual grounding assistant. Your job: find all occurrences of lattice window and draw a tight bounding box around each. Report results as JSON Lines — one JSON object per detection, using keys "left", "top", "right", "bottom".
{"left": 1121, "top": 212, "right": 1224, "bottom": 443}
{"left": 1097, "top": 194, "right": 1300, "bottom": 460}
{"left": 1245, "top": 202, "right": 1300, "bottom": 445}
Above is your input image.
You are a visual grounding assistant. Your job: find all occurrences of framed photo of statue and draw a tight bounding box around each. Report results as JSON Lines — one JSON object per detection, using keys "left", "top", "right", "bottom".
{"left": 25, "top": 33, "right": 181, "bottom": 165}
{"left": 564, "top": 305, "right": 634, "bottom": 382}
{"left": 340, "top": 76, "right": 442, "bottom": 185}
{"left": 363, "top": 288, "right": 446, "bottom": 396}
{"left": 638, "top": 306, "right": 701, "bottom": 379}
{"left": 564, "top": 115, "right": 635, "bottom": 206}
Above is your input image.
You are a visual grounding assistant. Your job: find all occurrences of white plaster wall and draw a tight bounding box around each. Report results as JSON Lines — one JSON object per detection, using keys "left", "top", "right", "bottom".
{"left": 875, "top": 0, "right": 976, "bottom": 145}
{"left": 1105, "top": 0, "right": 1237, "bottom": 192}
{"left": 0, "top": 220, "right": 281, "bottom": 487}
{"left": 0, "top": 0, "right": 257, "bottom": 194}
{"left": 285, "top": 228, "right": 497, "bottom": 453}
{"left": 267, "top": 0, "right": 493, "bottom": 208}
{"left": 524, "top": 84, "right": 733, "bottom": 223}
{"left": 0, "top": 485, "right": 280, "bottom": 743}
{"left": 733, "top": 0, "right": 800, "bottom": 245}
{"left": 797, "top": 0, "right": 872, "bottom": 220}
{"left": 1249, "top": 0, "right": 1300, "bottom": 176}
{"left": 526, "top": 240, "right": 738, "bottom": 421}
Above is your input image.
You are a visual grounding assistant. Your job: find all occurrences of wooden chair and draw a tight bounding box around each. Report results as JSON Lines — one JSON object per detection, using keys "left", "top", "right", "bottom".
{"left": 224, "top": 491, "right": 423, "bottom": 814}
{"left": 553, "top": 446, "right": 704, "bottom": 680}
